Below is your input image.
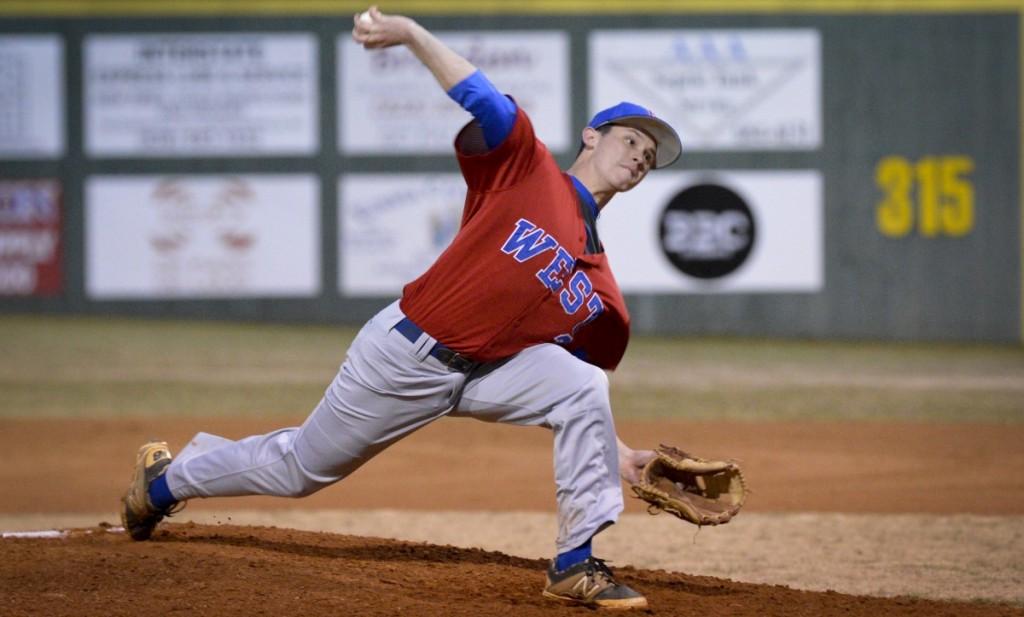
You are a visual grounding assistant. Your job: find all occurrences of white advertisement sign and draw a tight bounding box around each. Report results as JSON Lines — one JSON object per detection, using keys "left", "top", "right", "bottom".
{"left": 339, "top": 32, "right": 570, "bottom": 154}
{"left": 590, "top": 30, "right": 820, "bottom": 151}
{"left": 86, "top": 175, "right": 320, "bottom": 298}
{"left": 0, "top": 36, "right": 64, "bottom": 158}
{"left": 340, "top": 174, "right": 465, "bottom": 295}
{"left": 84, "top": 34, "right": 318, "bottom": 156}
{"left": 599, "top": 171, "right": 822, "bottom": 293}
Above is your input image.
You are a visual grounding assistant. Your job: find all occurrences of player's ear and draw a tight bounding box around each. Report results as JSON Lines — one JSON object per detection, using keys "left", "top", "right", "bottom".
{"left": 580, "top": 126, "right": 600, "bottom": 151}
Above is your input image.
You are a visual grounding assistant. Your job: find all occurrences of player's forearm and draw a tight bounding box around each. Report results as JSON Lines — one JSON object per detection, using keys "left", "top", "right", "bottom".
{"left": 617, "top": 437, "right": 640, "bottom": 484}
{"left": 403, "top": 20, "right": 477, "bottom": 92}
{"left": 399, "top": 18, "right": 514, "bottom": 147}
{"left": 352, "top": 7, "right": 475, "bottom": 91}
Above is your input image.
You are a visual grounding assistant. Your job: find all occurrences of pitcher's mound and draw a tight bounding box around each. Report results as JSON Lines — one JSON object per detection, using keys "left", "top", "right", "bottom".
{"left": 1, "top": 522, "right": 1018, "bottom": 616}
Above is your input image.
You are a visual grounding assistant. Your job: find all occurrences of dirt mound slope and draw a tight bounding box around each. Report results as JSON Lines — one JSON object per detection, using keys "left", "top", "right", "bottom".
{"left": 2, "top": 523, "right": 1020, "bottom": 617}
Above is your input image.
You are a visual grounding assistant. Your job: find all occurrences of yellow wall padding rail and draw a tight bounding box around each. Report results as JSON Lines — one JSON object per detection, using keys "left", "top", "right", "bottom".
{"left": 1, "top": 0, "right": 1023, "bottom": 17}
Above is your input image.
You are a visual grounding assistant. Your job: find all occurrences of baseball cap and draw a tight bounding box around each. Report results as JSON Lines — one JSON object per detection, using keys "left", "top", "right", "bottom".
{"left": 587, "top": 102, "right": 681, "bottom": 169}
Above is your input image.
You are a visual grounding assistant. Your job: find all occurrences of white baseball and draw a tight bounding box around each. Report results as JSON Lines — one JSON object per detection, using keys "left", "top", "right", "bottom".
{"left": 358, "top": 11, "right": 372, "bottom": 25}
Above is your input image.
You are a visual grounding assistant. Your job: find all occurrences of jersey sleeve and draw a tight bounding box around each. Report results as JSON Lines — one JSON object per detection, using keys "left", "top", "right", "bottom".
{"left": 447, "top": 70, "right": 517, "bottom": 150}
{"left": 454, "top": 106, "right": 542, "bottom": 194}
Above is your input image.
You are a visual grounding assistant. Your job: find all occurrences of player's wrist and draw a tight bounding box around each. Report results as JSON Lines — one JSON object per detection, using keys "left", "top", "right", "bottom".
{"left": 401, "top": 18, "right": 433, "bottom": 50}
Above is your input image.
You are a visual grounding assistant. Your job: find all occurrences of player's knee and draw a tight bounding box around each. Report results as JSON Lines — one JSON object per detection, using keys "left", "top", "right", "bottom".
{"left": 558, "top": 362, "right": 610, "bottom": 416}
{"left": 578, "top": 364, "right": 610, "bottom": 405}
{"left": 547, "top": 364, "right": 615, "bottom": 435}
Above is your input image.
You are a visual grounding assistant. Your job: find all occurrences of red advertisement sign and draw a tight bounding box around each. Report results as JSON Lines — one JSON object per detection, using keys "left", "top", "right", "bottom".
{"left": 0, "top": 180, "right": 62, "bottom": 296}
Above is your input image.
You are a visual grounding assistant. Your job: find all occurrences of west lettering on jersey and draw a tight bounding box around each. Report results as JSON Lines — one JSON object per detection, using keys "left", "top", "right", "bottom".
{"left": 499, "top": 218, "right": 605, "bottom": 344}
{"left": 500, "top": 218, "right": 558, "bottom": 262}
{"left": 560, "top": 270, "right": 592, "bottom": 314}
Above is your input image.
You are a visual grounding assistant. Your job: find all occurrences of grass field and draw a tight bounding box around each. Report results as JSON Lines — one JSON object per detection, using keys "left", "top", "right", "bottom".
{"left": 2, "top": 314, "right": 1022, "bottom": 422}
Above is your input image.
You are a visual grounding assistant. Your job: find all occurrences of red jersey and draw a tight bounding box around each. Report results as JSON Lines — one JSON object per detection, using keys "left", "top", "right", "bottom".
{"left": 399, "top": 108, "right": 630, "bottom": 370}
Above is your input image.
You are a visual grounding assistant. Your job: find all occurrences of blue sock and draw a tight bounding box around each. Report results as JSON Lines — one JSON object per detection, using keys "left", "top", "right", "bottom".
{"left": 147, "top": 474, "right": 178, "bottom": 511}
{"left": 554, "top": 539, "right": 592, "bottom": 571}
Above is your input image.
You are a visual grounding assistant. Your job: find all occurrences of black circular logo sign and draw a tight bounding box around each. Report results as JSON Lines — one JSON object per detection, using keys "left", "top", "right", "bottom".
{"left": 658, "top": 183, "right": 756, "bottom": 279}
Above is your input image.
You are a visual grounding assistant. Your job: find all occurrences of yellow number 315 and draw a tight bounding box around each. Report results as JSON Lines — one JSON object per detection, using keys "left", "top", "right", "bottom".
{"left": 875, "top": 155, "right": 975, "bottom": 237}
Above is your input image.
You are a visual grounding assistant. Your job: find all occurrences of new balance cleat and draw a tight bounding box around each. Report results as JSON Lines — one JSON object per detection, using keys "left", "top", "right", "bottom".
{"left": 120, "top": 441, "right": 181, "bottom": 541}
{"left": 542, "top": 556, "right": 648, "bottom": 609}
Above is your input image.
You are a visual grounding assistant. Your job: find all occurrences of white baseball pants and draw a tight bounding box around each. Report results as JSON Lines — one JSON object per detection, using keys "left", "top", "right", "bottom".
{"left": 164, "top": 300, "right": 624, "bottom": 552}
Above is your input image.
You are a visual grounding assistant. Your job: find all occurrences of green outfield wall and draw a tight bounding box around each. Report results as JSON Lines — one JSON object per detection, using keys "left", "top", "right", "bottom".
{"left": 0, "top": 1, "right": 1020, "bottom": 343}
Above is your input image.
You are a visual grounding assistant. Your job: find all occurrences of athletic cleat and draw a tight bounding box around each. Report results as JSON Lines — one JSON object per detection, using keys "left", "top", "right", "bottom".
{"left": 120, "top": 441, "right": 182, "bottom": 541}
{"left": 542, "top": 556, "right": 648, "bottom": 610}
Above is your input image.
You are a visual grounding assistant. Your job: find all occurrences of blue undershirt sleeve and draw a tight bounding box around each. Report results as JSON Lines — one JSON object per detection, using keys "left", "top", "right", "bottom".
{"left": 447, "top": 69, "right": 517, "bottom": 150}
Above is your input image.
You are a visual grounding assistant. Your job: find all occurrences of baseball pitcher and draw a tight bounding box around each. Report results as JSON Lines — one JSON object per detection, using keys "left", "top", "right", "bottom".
{"left": 120, "top": 6, "right": 737, "bottom": 610}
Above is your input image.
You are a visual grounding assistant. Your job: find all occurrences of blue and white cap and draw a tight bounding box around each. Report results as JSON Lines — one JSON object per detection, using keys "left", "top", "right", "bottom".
{"left": 587, "top": 102, "right": 682, "bottom": 169}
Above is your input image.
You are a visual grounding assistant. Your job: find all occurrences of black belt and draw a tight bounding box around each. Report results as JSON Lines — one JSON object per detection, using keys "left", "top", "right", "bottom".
{"left": 394, "top": 317, "right": 479, "bottom": 373}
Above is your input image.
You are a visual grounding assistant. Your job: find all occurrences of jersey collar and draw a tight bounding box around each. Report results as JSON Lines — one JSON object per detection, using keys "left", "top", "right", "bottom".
{"left": 569, "top": 175, "right": 599, "bottom": 220}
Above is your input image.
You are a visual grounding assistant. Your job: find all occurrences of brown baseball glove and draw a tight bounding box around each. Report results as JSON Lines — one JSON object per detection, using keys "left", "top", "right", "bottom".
{"left": 630, "top": 445, "right": 747, "bottom": 526}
